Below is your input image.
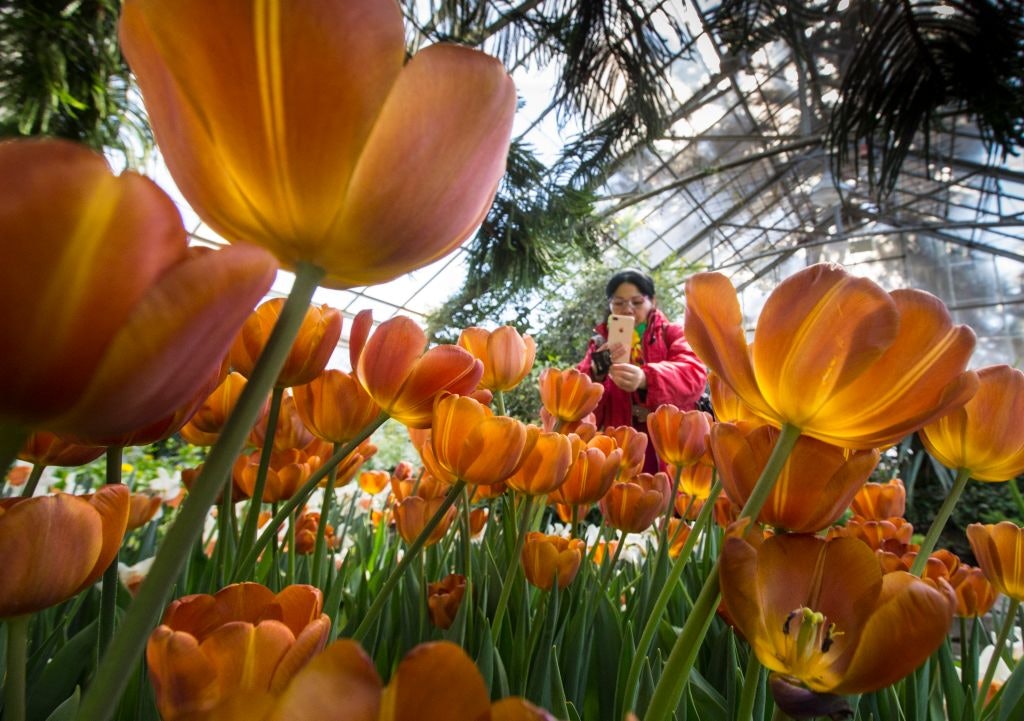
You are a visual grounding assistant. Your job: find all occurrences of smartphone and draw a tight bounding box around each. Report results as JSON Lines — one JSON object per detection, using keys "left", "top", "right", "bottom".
{"left": 607, "top": 313, "right": 635, "bottom": 362}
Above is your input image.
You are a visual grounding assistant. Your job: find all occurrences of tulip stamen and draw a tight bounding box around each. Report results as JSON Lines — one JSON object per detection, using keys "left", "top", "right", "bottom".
{"left": 783, "top": 607, "right": 839, "bottom": 668}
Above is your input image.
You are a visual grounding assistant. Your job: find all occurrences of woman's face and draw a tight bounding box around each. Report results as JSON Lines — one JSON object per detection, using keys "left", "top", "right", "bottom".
{"left": 608, "top": 282, "right": 654, "bottom": 324}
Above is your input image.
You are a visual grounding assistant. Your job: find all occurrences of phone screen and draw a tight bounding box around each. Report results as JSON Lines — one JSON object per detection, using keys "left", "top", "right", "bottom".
{"left": 607, "top": 314, "right": 635, "bottom": 362}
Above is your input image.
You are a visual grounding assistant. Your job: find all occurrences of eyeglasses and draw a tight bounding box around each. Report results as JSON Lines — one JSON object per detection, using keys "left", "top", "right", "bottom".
{"left": 608, "top": 295, "right": 649, "bottom": 311}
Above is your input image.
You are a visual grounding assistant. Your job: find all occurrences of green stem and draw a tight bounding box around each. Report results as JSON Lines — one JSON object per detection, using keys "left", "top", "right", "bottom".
{"left": 495, "top": 390, "right": 507, "bottom": 417}
{"left": 977, "top": 598, "right": 1021, "bottom": 715}
{"left": 909, "top": 467, "right": 972, "bottom": 576}
{"left": 601, "top": 530, "right": 627, "bottom": 586}
{"left": 4, "top": 615, "right": 30, "bottom": 721}
{"left": 352, "top": 479, "right": 467, "bottom": 641}
{"left": 644, "top": 423, "right": 802, "bottom": 721}
{"left": 736, "top": 645, "right": 763, "bottom": 721}
{"left": 76, "top": 261, "right": 325, "bottom": 721}
{"left": 311, "top": 446, "right": 340, "bottom": 588}
{"left": 234, "top": 413, "right": 387, "bottom": 578}
{"left": 492, "top": 493, "right": 536, "bottom": 640}
{"left": 621, "top": 481, "right": 722, "bottom": 717}
{"left": 0, "top": 423, "right": 29, "bottom": 483}
{"left": 19, "top": 464, "right": 45, "bottom": 498}
{"left": 237, "top": 385, "right": 284, "bottom": 561}
{"left": 1007, "top": 477, "right": 1024, "bottom": 520}
{"left": 659, "top": 462, "right": 684, "bottom": 552}
{"left": 460, "top": 484, "right": 474, "bottom": 581}
{"left": 98, "top": 447, "right": 123, "bottom": 661}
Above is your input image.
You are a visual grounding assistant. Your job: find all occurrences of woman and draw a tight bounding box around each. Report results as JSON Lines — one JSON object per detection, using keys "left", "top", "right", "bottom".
{"left": 578, "top": 269, "right": 707, "bottom": 472}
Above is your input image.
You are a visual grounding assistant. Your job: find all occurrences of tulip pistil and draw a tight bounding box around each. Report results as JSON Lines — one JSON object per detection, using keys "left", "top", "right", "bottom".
{"left": 783, "top": 607, "right": 842, "bottom": 665}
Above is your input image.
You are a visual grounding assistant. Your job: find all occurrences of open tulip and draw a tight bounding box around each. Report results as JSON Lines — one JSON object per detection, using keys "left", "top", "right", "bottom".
{"left": 425, "top": 394, "right": 530, "bottom": 486}
{"left": 684, "top": 263, "right": 978, "bottom": 449}
{"left": 967, "top": 521, "right": 1024, "bottom": 601}
{"left": 234, "top": 448, "right": 321, "bottom": 503}
{"left": 521, "top": 532, "right": 585, "bottom": 590}
{"left": 0, "top": 139, "right": 277, "bottom": 438}
{"left": 711, "top": 422, "right": 879, "bottom": 533}
{"left": 647, "top": 405, "right": 712, "bottom": 467}
{"left": 504, "top": 429, "right": 572, "bottom": 496}
{"left": 230, "top": 300, "right": 342, "bottom": 388}
{"left": 720, "top": 531, "right": 955, "bottom": 696}
{"left": 293, "top": 369, "right": 381, "bottom": 445}
{"left": 599, "top": 472, "right": 672, "bottom": 533}
{"left": 119, "top": 0, "right": 516, "bottom": 289}
{"left": 0, "top": 484, "right": 129, "bottom": 617}
{"left": 357, "top": 317, "right": 483, "bottom": 428}
{"left": 920, "top": 365, "right": 1024, "bottom": 481}
{"left": 538, "top": 368, "right": 604, "bottom": 424}
{"left": 849, "top": 478, "right": 906, "bottom": 520}
{"left": 146, "top": 583, "right": 330, "bottom": 720}
{"left": 457, "top": 326, "right": 537, "bottom": 392}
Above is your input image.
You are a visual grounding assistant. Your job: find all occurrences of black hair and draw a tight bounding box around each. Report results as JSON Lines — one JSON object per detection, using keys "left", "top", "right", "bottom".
{"left": 605, "top": 268, "right": 655, "bottom": 298}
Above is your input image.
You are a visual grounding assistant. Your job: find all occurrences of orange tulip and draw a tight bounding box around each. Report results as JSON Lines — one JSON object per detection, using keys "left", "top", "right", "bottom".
{"left": 233, "top": 448, "right": 321, "bottom": 503}
{"left": 248, "top": 393, "right": 315, "bottom": 453}
{"left": 549, "top": 434, "right": 622, "bottom": 506}
{"left": 719, "top": 531, "right": 955, "bottom": 696}
{"left": 427, "top": 573, "right": 467, "bottom": 630}
{"left": 357, "top": 317, "right": 483, "bottom": 428}
{"left": 126, "top": 492, "right": 162, "bottom": 531}
{"left": 538, "top": 368, "right": 604, "bottom": 424}
{"left": 425, "top": 394, "right": 530, "bottom": 486}
{"left": 230, "top": 300, "right": 342, "bottom": 388}
{"left": 181, "top": 372, "right": 268, "bottom": 447}
{"left": 684, "top": 263, "right": 978, "bottom": 449}
{"left": 949, "top": 564, "right": 998, "bottom": 618}
{"left": 671, "top": 461, "right": 716, "bottom": 499}
{"left": 182, "top": 464, "right": 248, "bottom": 506}
{"left": 392, "top": 471, "right": 451, "bottom": 503}
{"left": 120, "top": 0, "right": 515, "bottom": 289}
{"left": 920, "top": 365, "right": 1024, "bottom": 481}
{"left": 599, "top": 472, "right": 672, "bottom": 533}
{"left": 18, "top": 431, "right": 105, "bottom": 467}
{"left": 358, "top": 470, "right": 390, "bottom": 496}
{"left": 394, "top": 495, "right": 456, "bottom": 547}
{"left": 457, "top": 326, "right": 537, "bottom": 392}
{"left": 604, "top": 425, "right": 649, "bottom": 479}
{"left": 663, "top": 518, "right": 693, "bottom": 560}
{"left": 967, "top": 521, "right": 1024, "bottom": 601}
{"left": 647, "top": 405, "right": 712, "bottom": 467}
{"left": 504, "top": 429, "right": 572, "bottom": 496}
{"left": 708, "top": 373, "right": 762, "bottom": 424}
{"left": 830, "top": 516, "right": 916, "bottom": 556}
{"left": 146, "top": 583, "right": 330, "bottom": 720}
{"left": 0, "top": 484, "right": 129, "bottom": 617}
{"left": 469, "top": 507, "right": 489, "bottom": 537}
{"left": 711, "top": 422, "right": 879, "bottom": 533}
{"left": 328, "top": 438, "right": 377, "bottom": 489}
{"left": 292, "top": 512, "right": 334, "bottom": 555}
{"left": 521, "top": 532, "right": 585, "bottom": 590}
{"left": 0, "top": 139, "right": 277, "bottom": 438}
{"left": 468, "top": 481, "right": 507, "bottom": 503}
{"left": 293, "top": 369, "right": 381, "bottom": 445}
{"left": 850, "top": 478, "right": 906, "bottom": 520}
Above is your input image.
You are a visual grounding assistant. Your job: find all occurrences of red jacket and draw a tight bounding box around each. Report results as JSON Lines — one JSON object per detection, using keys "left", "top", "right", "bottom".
{"left": 577, "top": 309, "right": 707, "bottom": 468}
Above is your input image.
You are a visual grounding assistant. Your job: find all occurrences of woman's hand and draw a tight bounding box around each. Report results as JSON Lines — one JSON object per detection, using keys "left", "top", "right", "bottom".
{"left": 609, "top": 362, "right": 646, "bottom": 392}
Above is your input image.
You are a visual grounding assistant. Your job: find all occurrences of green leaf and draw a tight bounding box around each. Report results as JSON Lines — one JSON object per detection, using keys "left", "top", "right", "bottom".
{"left": 43, "top": 687, "right": 80, "bottom": 721}
{"left": 997, "top": 651, "right": 1024, "bottom": 721}
{"left": 27, "top": 621, "right": 97, "bottom": 721}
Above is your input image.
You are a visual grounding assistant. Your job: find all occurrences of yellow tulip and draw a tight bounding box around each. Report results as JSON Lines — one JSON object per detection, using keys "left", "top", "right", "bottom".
{"left": 967, "top": 521, "right": 1024, "bottom": 601}
{"left": 119, "top": 0, "right": 516, "bottom": 288}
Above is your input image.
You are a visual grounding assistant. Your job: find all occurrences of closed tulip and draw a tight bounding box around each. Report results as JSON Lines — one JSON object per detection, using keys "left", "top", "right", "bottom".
{"left": 357, "top": 317, "right": 483, "bottom": 428}
{"left": 180, "top": 372, "right": 268, "bottom": 447}
{"left": 119, "top": 0, "right": 516, "bottom": 289}
{"left": 231, "top": 300, "right": 342, "bottom": 388}
{"left": 549, "top": 434, "right": 622, "bottom": 506}
{"left": 948, "top": 564, "right": 998, "bottom": 618}
{"left": 293, "top": 369, "right": 381, "bottom": 445}
{"left": 920, "top": 365, "right": 1024, "bottom": 481}
{"left": 394, "top": 495, "right": 456, "bottom": 547}
{"left": 604, "top": 425, "right": 649, "bottom": 479}
{"left": 0, "top": 484, "right": 129, "bottom": 617}
{"left": 850, "top": 478, "right": 907, "bottom": 520}
{"left": 967, "top": 521, "right": 1024, "bottom": 601}
{"left": 234, "top": 448, "right": 320, "bottom": 503}
{"left": 720, "top": 532, "right": 955, "bottom": 697}
{"left": 711, "top": 422, "right": 879, "bottom": 533}
{"left": 685, "top": 263, "right": 978, "bottom": 449}
{"left": 457, "top": 326, "right": 537, "bottom": 392}
{"left": 538, "top": 368, "right": 604, "bottom": 424}
{"left": 248, "top": 393, "right": 315, "bottom": 453}
{"left": 521, "top": 532, "right": 585, "bottom": 590}
{"left": 425, "top": 394, "right": 530, "bottom": 486}
{"left": 504, "top": 429, "right": 572, "bottom": 496}
{"left": 292, "top": 512, "right": 334, "bottom": 555}
{"left": 647, "top": 405, "right": 712, "bottom": 467}
{"left": 146, "top": 583, "right": 330, "bottom": 720}
{"left": 427, "top": 573, "right": 467, "bottom": 630}
{"left": 18, "top": 431, "right": 105, "bottom": 468}
{"left": 126, "top": 492, "right": 162, "bottom": 531}
{"left": 599, "top": 472, "right": 672, "bottom": 533}
{"left": 0, "top": 139, "right": 276, "bottom": 438}
{"left": 358, "top": 470, "right": 390, "bottom": 496}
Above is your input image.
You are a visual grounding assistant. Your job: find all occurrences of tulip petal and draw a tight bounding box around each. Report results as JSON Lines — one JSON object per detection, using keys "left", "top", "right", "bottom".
{"left": 325, "top": 44, "right": 516, "bottom": 286}
{"left": 270, "top": 615, "right": 331, "bottom": 692}
{"left": 52, "top": 245, "right": 277, "bottom": 437}
{"left": 358, "top": 317, "right": 428, "bottom": 409}
{"left": 146, "top": 627, "right": 221, "bottom": 720}
{"left": 836, "top": 572, "right": 954, "bottom": 694}
{"left": 199, "top": 621, "right": 293, "bottom": 693}
{"left": 390, "top": 347, "right": 483, "bottom": 428}
{"left": 380, "top": 641, "right": 491, "bottom": 721}
{"left": 270, "top": 585, "right": 324, "bottom": 634}
{"left": 752, "top": 264, "right": 899, "bottom": 426}
{"left": 120, "top": 0, "right": 405, "bottom": 261}
{"left": 269, "top": 639, "right": 381, "bottom": 721}
{"left": 968, "top": 522, "right": 1024, "bottom": 600}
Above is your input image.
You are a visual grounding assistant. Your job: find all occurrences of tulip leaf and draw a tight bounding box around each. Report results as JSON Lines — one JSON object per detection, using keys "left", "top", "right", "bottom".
{"left": 936, "top": 640, "right": 966, "bottom": 721}
{"left": 42, "top": 686, "right": 79, "bottom": 721}
{"left": 550, "top": 647, "right": 571, "bottom": 721}
{"left": 997, "top": 655, "right": 1024, "bottom": 721}
{"left": 27, "top": 621, "right": 96, "bottom": 721}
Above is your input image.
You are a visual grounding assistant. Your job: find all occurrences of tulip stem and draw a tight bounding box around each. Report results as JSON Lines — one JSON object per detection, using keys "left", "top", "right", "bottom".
{"left": 0, "top": 423, "right": 29, "bottom": 484}
{"left": 977, "top": 598, "right": 1021, "bottom": 715}
{"left": 19, "top": 463, "right": 45, "bottom": 497}
{"left": 98, "top": 447, "right": 123, "bottom": 662}
{"left": 352, "top": 479, "right": 466, "bottom": 641}
{"left": 1007, "top": 478, "right": 1024, "bottom": 521}
{"left": 492, "top": 493, "right": 536, "bottom": 640}
{"left": 909, "top": 467, "right": 972, "bottom": 576}
{"left": 620, "top": 481, "right": 721, "bottom": 718}
{"left": 644, "top": 423, "right": 801, "bottom": 721}
{"left": 234, "top": 413, "right": 387, "bottom": 579}
{"left": 237, "top": 385, "right": 284, "bottom": 562}
{"left": 460, "top": 484, "right": 474, "bottom": 581}
{"left": 495, "top": 390, "right": 507, "bottom": 417}
{"left": 659, "top": 462, "right": 685, "bottom": 554}
{"left": 736, "top": 644, "right": 763, "bottom": 721}
{"left": 4, "top": 615, "right": 29, "bottom": 721}
{"left": 76, "top": 261, "right": 326, "bottom": 721}
{"left": 601, "top": 531, "right": 626, "bottom": 587}
{"left": 311, "top": 447, "right": 339, "bottom": 588}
